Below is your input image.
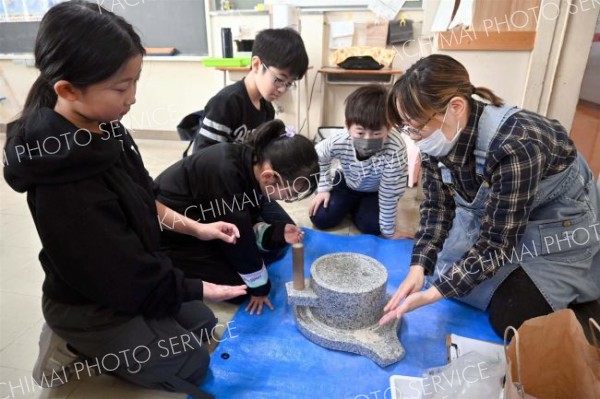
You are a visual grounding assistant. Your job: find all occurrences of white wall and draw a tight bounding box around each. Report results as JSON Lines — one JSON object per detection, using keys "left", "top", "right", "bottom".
{"left": 579, "top": 14, "right": 600, "bottom": 104}
{"left": 122, "top": 59, "right": 223, "bottom": 132}
{"left": 0, "top": 58, "right": 224, "bottom": 134}
{"left": 580, "top": 42, "right": 600, "bottom": 104}
{"left": 435, "top": 51, "right": 532, "bottom": 107}
{"left": 547, "top": 3, "right": 600, "bottom": 131}
{"left": 579, "top": 10, "right": 600, "bottom": 104}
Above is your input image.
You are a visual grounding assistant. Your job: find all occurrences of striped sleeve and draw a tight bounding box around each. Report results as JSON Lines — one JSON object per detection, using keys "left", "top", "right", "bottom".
{"left": 315, "top": 133, "right": 343, "bottom": 192}
{"left": 198, "top": 118, "right": 231, "bottom": 143}
{"left": 378, "top": 134, "right": 408, "bottom": 237}
{"left": 197, "top": 95, "right": 240, "bottom": 143}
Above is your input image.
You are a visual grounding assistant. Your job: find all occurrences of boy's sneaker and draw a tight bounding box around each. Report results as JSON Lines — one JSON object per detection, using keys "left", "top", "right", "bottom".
{"left": 32, "top": 323, "right": 79, "bottom": 388}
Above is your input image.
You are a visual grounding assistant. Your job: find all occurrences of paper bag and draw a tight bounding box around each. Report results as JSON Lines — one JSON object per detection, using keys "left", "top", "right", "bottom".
{"left": 365, "top": 22, "right": 389, "bottom": 48}
{"left": 503, "top": 309, "right": 600, "bottom": 399}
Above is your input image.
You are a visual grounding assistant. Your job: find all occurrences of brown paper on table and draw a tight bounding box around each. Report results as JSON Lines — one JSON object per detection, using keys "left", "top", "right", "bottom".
{"left": 503, "top": 309, "right": 600, "bottom": 399}
{"left": 365, "top": 21, "right": 389, "bottom": 48}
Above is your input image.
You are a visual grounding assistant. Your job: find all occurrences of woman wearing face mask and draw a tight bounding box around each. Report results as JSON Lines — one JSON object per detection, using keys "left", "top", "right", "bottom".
{"left": 309, "top": 85, "right": 410, "bottom": 239}
{"left": 379, "top": 54, "right": 600, "bottom": 336}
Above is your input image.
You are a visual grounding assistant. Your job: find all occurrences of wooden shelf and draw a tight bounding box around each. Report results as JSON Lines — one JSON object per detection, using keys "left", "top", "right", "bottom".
{"left": 437, "top": 30, "right": 536, "bottom": 51}
{"left": 318, "top": 67, "right": 403, "bottom": 84}
{"left": 318, "top": 67, "right": 404, "bottom": 75}
{"left": 215, "top": 66, "right": 251, "bottom": 72}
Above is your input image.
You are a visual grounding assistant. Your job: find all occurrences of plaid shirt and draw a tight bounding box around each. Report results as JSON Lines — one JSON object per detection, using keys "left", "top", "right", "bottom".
{"left": 413, "top": 100, "right": 577, "bottom": 298}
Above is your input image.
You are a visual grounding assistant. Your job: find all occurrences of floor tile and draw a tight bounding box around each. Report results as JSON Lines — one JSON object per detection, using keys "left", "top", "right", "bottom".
{"left": 0, "top": 292, "right": 43, "bottom": 351}
{"left": 0, "top": 366, "right": 82, "bottom": 399}
{"left": 0, "top": 320, "right": 43, "bottom": 370}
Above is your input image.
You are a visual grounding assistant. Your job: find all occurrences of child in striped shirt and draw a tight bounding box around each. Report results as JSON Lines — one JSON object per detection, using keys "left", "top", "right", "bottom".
{"left": 309, "top": 85, "right": 409, "bottom": 238}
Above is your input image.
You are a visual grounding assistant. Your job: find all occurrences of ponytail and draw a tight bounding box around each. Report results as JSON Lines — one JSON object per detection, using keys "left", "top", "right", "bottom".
{"left": 388, "top": 54, "right": 505, "bottom": 126}
{"left": 12, "top": 75, "right": 58, "bottom": 134}
{"left": 472, "top": 86, "right": 504, "bottom": 107}
{"left": 245, "top": 119, "right": 287, "bottom": 164}
{"left": 246, "top": 119, "right": 319, "bottom": 196}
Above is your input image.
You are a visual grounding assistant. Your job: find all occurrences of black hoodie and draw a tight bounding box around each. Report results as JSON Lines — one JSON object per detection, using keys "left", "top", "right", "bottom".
{"left": 3, "top": 108, "right": 204, "bottom": 318}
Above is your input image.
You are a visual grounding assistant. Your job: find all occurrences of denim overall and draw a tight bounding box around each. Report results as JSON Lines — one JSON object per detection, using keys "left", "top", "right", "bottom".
{"left": 427, "top": 104, "right": 600, "bottom": 311}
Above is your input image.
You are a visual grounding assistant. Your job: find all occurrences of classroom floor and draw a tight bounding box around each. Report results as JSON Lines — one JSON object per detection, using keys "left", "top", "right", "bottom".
{"left": 0, "top": 137, "right": 421, "bottom": 399}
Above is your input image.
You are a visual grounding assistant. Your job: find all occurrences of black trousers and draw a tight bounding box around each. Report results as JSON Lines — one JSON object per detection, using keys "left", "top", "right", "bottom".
{"left": 43, "top": 297, "right": 217, "bottom": 398}
{"left": 165, "top": 200, "right": 294, "bottom": 304}
{"left": 488, "top": 267, "right": 553, "bottom": 337}
{"left": 310, "top": 171, "right": 381, "bottom": 235}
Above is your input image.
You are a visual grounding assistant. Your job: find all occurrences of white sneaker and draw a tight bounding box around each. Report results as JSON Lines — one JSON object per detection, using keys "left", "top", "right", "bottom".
{"left": 32, "top": 323, "right": 79, "bottom": 388}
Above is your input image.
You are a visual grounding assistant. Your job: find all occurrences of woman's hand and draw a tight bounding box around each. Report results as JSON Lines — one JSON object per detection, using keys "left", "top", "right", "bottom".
{"left": 308, "top": 192, "right": 331, "bottom": 216}
{"left": 194, "top": 221, "right": 240, "bottom": 244}
{"left": 385, "top": 265, "right": 426, "bottom": 309}
{"left": 202, "top": 281, "right": 247, "bottom": 302}
{"left": 379, "top": 265, "right": 428, "bottom": 325}
{"left": 245, "top": 295, "right": 274, "bottom": 315}
{"left": 379, "top": 286, "right": 443, "bottom": 325}
{"left": 284, "top": 224, "right": 304, "bottom": 244}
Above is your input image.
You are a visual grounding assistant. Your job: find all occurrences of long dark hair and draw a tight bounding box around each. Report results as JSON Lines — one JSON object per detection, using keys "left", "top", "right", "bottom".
{"left": 12, "top": 0, "right": 145, "bottom": 133}
{"left": 245, "top": 119, "right": 319, "bottom": 197}
{"left": 387, "top": 54, "right": 504, "bottom": 128}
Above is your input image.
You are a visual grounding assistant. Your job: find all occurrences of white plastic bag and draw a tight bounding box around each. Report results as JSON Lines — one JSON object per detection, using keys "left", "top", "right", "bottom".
{"left": 421, "top": 351, "right": 504, "bottom": 399}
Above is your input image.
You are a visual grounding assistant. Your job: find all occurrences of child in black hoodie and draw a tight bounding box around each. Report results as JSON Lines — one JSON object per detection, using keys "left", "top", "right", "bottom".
{"left": 2, "top": 2, "right": 245, "bottom": 398}
{"left": 156, "top": 119, "right": 319, "bottom": 316}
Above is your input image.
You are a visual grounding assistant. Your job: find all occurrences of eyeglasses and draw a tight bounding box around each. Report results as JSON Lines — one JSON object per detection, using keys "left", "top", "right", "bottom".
{"left": 261, "top": 63, "right": 297, "bottom": 90}
{"left": 401, "top": 113, "right": 437, "bottom": 139}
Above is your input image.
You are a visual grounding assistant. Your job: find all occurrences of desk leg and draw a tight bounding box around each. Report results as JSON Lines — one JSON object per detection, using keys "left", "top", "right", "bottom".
{"left": 319, "top": 73, "right": 326, "bottom": 129}
{"left": 305, "top": 72, "right": 310, "bottom": 139}
{"left": 296, "top": 77, "right": 301, "bottom": 130}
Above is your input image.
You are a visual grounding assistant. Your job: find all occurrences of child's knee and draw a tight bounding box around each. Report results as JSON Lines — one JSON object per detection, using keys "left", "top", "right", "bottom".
{"left": 353, "top": 216, "right": 380, "bottom": 235}
{"left": 111, "top": 344, "right": 210, "bottom": 394}
{"left": 310, "top": 209, "right": 340, "bottom": 230}
{"left": 177, "top": 345, "right": 211, "bottom": 386}
{"left": 177, "top": 301, "right": 217, "bottom": 335}
{"left": 261, "top": 247, "right": 287, "bottom": 265}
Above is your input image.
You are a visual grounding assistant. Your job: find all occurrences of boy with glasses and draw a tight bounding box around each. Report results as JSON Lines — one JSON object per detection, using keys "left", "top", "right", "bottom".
{"left": 168, "top": 29, "right": 309, "bottom": 275}
{"left": 192, "top": 28, "right": 309, "bottom": 151}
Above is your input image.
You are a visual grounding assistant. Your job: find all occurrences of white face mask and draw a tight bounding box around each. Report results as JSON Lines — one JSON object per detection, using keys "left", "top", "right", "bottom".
{"left": 414, "top": 107, "right": 461, "bottom": 157}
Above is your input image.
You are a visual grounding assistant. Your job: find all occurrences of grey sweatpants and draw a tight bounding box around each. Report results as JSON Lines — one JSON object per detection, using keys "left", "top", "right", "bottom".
{"left": 42, "top": 296, "right": 217, "bottom": 399}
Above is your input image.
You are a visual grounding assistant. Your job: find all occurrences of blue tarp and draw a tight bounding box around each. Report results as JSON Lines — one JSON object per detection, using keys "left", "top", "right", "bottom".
{"left": 199, "top": 229, "right": 502, "bottom": 399}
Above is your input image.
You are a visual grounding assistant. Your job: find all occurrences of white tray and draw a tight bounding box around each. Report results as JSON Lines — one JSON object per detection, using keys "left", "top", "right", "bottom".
{"left": 389, "top": 375, "right": 425, "bottom": 399}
